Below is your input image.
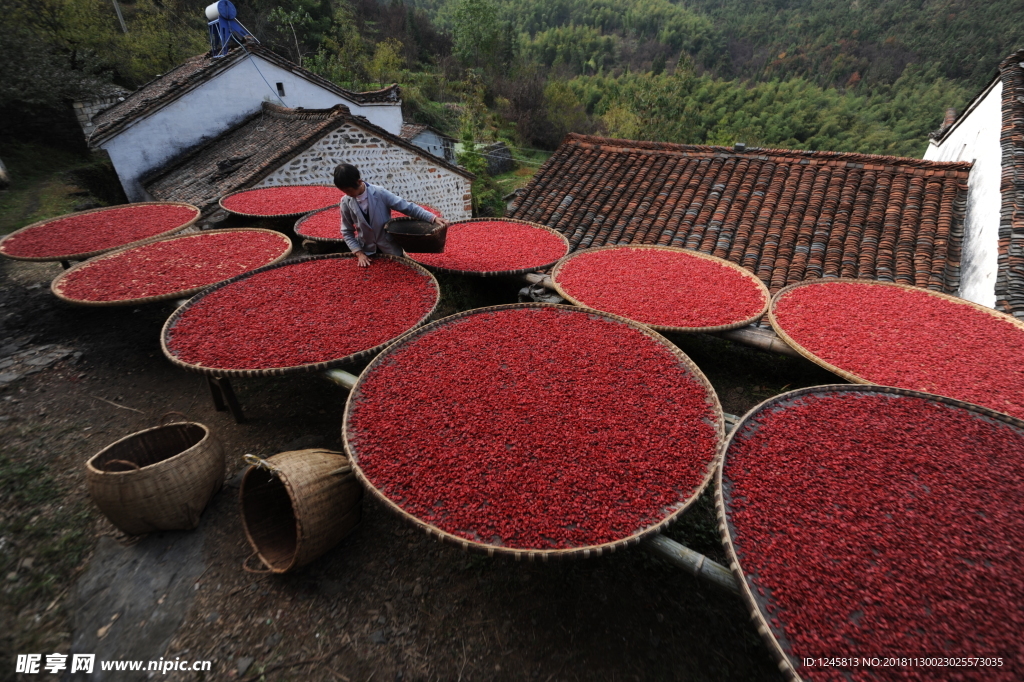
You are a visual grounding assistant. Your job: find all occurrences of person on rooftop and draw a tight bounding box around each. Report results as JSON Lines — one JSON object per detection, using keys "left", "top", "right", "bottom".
{"left": 334, "top": 163, "right": 446, "bottom": 267}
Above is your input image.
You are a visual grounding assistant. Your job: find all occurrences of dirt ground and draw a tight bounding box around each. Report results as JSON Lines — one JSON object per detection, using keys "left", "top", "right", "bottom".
{"left": 0, "top": 252, "right": 838, "bottom": 682}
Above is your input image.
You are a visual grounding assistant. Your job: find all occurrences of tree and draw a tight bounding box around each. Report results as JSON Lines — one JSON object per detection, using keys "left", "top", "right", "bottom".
{"left": 448, "top": 0, "right": 499, "bottom": 69}
{"left": 367, "top": 38, "right": 404, "bottom": 86}
{"left": 544, "top": 80, "right": 592, "bottom": 144}
{"left": 269, "top": 6, "right": 314, "bottom": 66}
{"left": 305, "top": 6, "right": 367, "bottom": 86}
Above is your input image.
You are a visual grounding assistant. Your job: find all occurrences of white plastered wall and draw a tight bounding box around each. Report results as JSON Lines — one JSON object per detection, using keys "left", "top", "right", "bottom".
{"left": 410, "top": 130, "right": 450, "bottom": 162}
{"left": 923, "top": 80, "right": 1002, "bottom": 308}
{"left": 99, "top": 55, "right": 403, "bottom": 201}
{"left": 256, "top": 123, "right": 472, "bottom": 220}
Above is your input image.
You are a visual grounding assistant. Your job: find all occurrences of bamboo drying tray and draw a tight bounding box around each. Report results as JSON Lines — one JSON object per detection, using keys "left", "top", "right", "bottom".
{"left": 160, "top": 253, "right": 440, "bottom": 378}
{"left": 342, "top": 302, "right": 726, "bottom": 561}
{"left": 549, "top": 244, "right": 770, "bottom": 333}
{"left": 50, "top": 228, "right": 293, "bottom": 307}
{"left": 0, "top": 202, "right": 200, "bottom": 262}
{"left": 768, "top": 278, "right": 1024, "bottom": 386}
{"left": 407, "top": 218, "right": 570, "bottom": 277}
{"left": 715, "top": 383, "right": 1024, "bottom": 681}
{"left": 219, "top": 185, "right": 341, "bottom": 218}
{"left": 293, "top": 206, "right": 345, "bottom": 244}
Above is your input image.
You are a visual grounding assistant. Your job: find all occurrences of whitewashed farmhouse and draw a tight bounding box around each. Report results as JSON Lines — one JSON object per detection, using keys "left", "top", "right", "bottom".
{"left": 924, "top": 48, "right": 1024, "bottom": 318}
{"left": 82, "top": 43, "right": 404, "bottom": 202}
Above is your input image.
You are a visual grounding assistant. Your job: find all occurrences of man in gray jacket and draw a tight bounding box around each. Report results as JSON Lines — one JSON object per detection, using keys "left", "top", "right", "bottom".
{"left": 335, "top": 163, "right": 447, "bottom": 267}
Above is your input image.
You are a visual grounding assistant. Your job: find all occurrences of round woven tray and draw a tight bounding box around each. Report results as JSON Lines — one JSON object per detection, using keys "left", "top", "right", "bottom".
{"left": 219, "top": 185, "right": 341, "bottom": 219}
{"left": 160, "top": 253, "right": 440, "bottom": 378}
{"left": 50, "top": 228, "right": 293, "bottom": 307}
{"left": 549, "top": 245, "right": 770, "bottom": 333}
{"left": 342, "top": 302, "right": 726, "bottom": 561}
{"left": 293, "top": 206, "right": 345, "bottom": 244}
{"left": 407, "top": 218, "right": 570, "bottom": 277}
{"left": 715, "top": 383, "right": 1024, "bottom": 681}
{"left": 768, "top": 278, "right": 1024, "bottom": 386}
{"left": 295, "top": 207, "right": 446, "bottom": 245}
{"left": 0, "top": 202, "right": 200, "bottom": 263}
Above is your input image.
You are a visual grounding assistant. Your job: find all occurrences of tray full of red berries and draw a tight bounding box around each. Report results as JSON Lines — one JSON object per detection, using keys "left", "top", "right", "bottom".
{"left": 219, "top": 185, "right": 343, "bottom": 218}
{"left": 551, "top": 245, "right": 770, "bottom": 332}
{"left": 343, "top": 303, "right": 725, "bottom": 559}
{"left": 0, "top": 202, "right": 200, "bottom": 262}
{"left": 51, "top": 229, "right": 293, "bottom": 306}
{"left": 161, "top": 254, "right": 439, "bottom": 376}
{"left": 718, "top": 383, "right": 1024, "bottom": 681}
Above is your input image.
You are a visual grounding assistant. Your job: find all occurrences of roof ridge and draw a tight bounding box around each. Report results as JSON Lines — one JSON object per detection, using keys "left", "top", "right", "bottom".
{"left": 563, "top": 133, "right": 973, "bottom": 172}
{"left": 261, "top": 101, "right": 351, "bottom": 120}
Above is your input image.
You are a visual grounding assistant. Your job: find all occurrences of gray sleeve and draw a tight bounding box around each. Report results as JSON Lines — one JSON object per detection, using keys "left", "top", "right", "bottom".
{"left": 377, "top": 187, "right": 436, "bottom": 223}
{"left": 339, "top": 201, "right": 362, "bottom": 253}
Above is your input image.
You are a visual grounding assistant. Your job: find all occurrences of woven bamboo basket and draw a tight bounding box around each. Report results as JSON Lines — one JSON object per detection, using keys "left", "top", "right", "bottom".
{"left": 240, "top": 449, "right": 363, "bottom": 573}
{"left": 0, "top": 202, "right": 200, "bottom": 263}
{"left": 160, "top": 253, "right": 440, "bottom": 378}
{"left": 294, "top": 206, "right": 446, "bottom": 246}
{"left": 407, "top": 218, "right": 570, "bottom": 277}
{"left": 385, "top": 217, "right": 448, "bottom": 253}
{"left": 549, "top": 244, "right": 770, "bottom": 333}
{"left": 715, "top": 384, "right": 1024, "bottom": 682}
{"left": 50, "top": 228, "right": 293, "bottom": 307}
{"left": 86, "top": 416, "right": 225, "bottom": 535}
{"left": 767, "top": 277, "right": 1024, "bottom": 386}
{"left": 219, "top": 185, "right": 341, "bottom": 219}
{"left": 343, "top": 302, "right": 725, "bottom": 561}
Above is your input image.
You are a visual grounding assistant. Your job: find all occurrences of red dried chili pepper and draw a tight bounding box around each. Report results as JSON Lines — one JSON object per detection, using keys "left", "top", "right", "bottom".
{"left": 54, "top": 230, "right": 290, "bottom": 302}
{"left": 0, "top": 204, "right": 197, "bottom": 259}
{"left": 221, "top": 186, "right": 342, "bottom": 216}
{"left": 725, "top": 391, "right": 1024, "bottom": 681}
{"left": 348, "top": 306, "right": 720, "bottom": 550}
{"left": 773, "top": 282, "right": 1024, "bottom": 420}
{"left": 165, "top": 257, "right": 436, "bottom": 370}
{"left": 410, "top": 221, "right": 566, "bottom": 273}
{"left": 556, "top": 247, "right": 767, "bottom": 328}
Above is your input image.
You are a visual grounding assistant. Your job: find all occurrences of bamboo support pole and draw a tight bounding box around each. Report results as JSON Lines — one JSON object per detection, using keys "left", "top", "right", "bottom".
{"left": 324, "top": 369, "right": 359, "bottom": 390}
{"left": 323, "top": 328, "right": 739, "bottom": 594}
{"left": 642, "top": 534, "right": 741, "bottom": 595}
{"left": 517, "top": 274, "right": 799, "bottom": 358}
{"left": 521, "top": 273, "right": 560, "bottom": 291}
{"left": 715, "top": 326, "right": 801, "bottom": 358}
{"left": 326, "top": 367, "right": 740, "bottom": 594}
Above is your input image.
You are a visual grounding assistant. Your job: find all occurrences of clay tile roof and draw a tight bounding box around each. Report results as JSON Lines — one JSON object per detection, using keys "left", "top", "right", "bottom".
{"left": 89, "top": 44, "right": 400, "bottom": 145}
{"left": 508, "top": 134, "right": 972, "bottom": 294}
{"left": 996, "top": 49, "right": 1024, "bottom": 317}
{"left": 144, "top": 102, "right": 471, "bottom": 211}
{"left": 401, "top": 123, "right": 428, "bottom": 140}
{"left": 400, "top": 122, "right": 457, "bottom": 143}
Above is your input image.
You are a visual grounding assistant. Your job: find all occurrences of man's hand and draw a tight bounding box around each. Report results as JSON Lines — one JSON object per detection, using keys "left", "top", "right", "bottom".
{"left": 355, "top": 251, "right": 371, "bottom": 267}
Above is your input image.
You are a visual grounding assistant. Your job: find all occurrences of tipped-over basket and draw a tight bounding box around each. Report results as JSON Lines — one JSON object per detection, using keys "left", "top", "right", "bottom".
{"left": 86, "top": 417, "right": 225, "bottom": 535}
{"left": 385, "top": 217, "right": 447, "bottom": 253}
{"left": 240, "top": 449, "right": 363, "bottom": 573}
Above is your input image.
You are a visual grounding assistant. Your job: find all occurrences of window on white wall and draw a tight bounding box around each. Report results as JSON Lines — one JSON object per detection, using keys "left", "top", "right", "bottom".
{"left": 276, "top": 83, "right": 286, "bottom": 97}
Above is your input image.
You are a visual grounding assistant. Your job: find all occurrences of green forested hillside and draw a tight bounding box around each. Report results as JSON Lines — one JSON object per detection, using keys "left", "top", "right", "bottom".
{"left": 684, "top": 0, "right": 1022, "bottom": 89}
{"left": 567, "top": 65, "right": 970, "bottom": 157}
{"left": 1, "top": 0, "right": 1015, "bottom": 213}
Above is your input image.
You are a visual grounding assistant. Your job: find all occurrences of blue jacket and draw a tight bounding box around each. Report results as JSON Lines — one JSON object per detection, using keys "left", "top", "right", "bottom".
{"left": 339, "top": 183, "right": 435, "bottom": 256}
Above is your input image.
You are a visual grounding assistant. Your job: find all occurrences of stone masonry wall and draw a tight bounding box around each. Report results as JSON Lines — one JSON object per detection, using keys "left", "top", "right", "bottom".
{"left": 256, "top": 123, "right": 472, "bottom": 219}
{"left": 73, "top": 95, "right": 128, "bottom": 139}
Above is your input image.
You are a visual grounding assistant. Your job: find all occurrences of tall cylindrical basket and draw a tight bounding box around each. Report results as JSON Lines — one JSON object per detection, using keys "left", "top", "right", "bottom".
{"left": 240, "top": 449, "right": 363, "bottom": 573}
